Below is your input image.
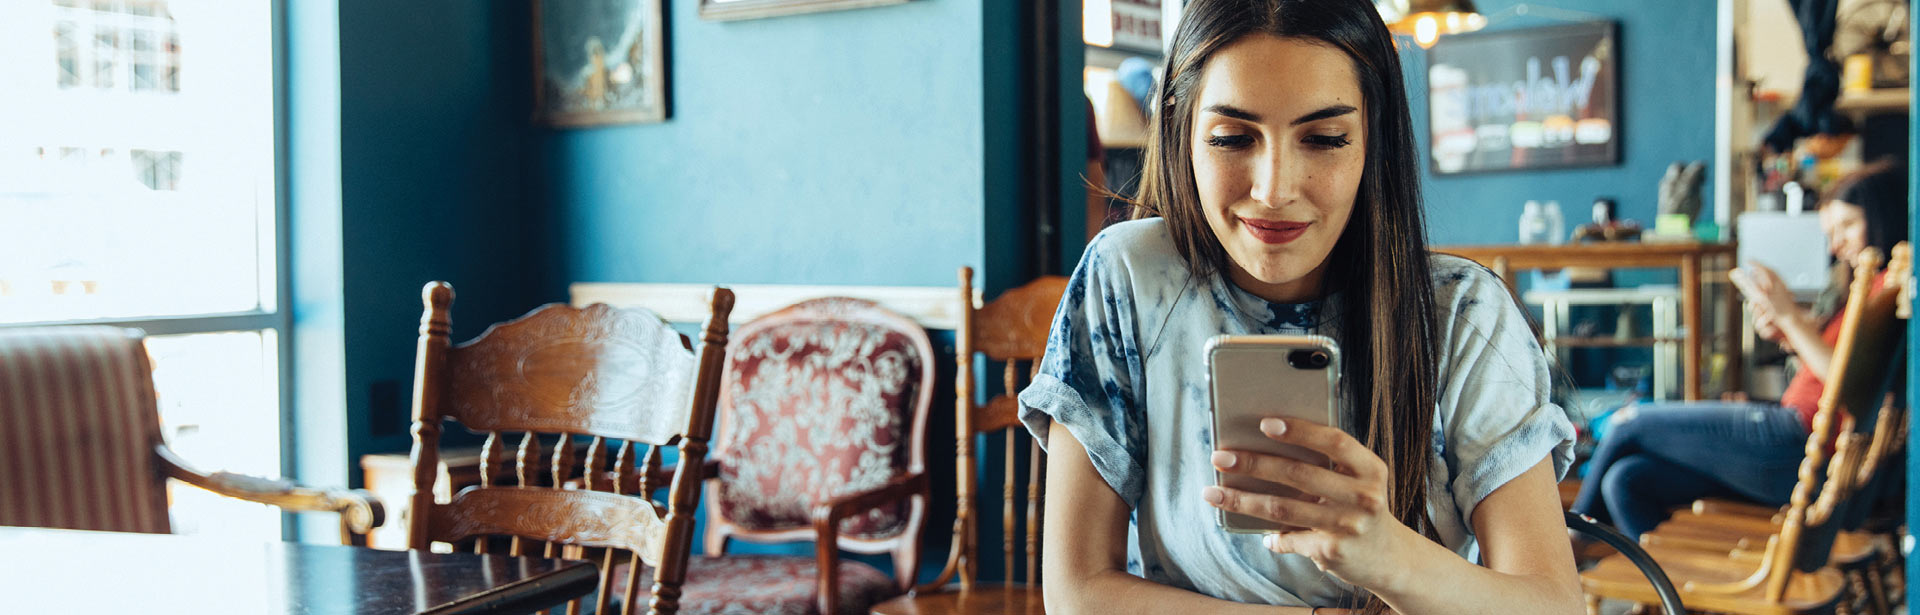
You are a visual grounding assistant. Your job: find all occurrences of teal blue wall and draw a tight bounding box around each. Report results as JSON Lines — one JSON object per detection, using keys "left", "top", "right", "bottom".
{"left": 537, "top": 0, "right": 1024, "bottom": 580}
{"left": 339, "top": 0, "right": 551, "bottom": 458}
{"left": 289, "top": 0, "right": 553, "bottom": 500}
{"left": 296, "top": 0, "right": 1062, "bottom": 575}
{"left": 543, "top": 1, "right": 986, "bottom": 290}
{"left": 1404, "top": 0, "right": 1718, "bottom": 246}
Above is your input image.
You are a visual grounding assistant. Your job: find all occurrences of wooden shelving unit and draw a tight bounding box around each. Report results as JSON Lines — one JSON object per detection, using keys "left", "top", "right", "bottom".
{"left": 1555, "top": 337, "right": 1686, "bottom": 349}
{"left": 1834, "top": 88, "right": 1911, "bottom": 115}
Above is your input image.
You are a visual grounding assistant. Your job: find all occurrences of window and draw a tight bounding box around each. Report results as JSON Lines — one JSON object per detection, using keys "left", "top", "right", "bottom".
{"left": 2, "top": 0, "right": 281, "bottom": 541}
{"left": 50, "top": 0, "right": 182, "bottom": 94}
{"left": 131, "top": 149, "right": 183, "bottom": 191}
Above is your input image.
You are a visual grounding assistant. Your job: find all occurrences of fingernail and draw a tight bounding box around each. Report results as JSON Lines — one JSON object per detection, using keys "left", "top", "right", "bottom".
{"left": 1201, "top": 486, "right": 1225, "bottom": 505}
{"left": 1263, "top": 534, "right": 1280, "bottom": 550}
{"left": 1261, "top": 418, "right": 1286, "bottom": 435}
{"left": 1211, "top": 451, "right": 1237, "bottom": 469}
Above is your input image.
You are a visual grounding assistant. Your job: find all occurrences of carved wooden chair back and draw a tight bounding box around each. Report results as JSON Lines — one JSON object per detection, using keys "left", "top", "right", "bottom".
{"left": 1836, "top": 249, "right": 1912, "bottom": 533}
{"left": 406, "top": 281, "right": 734, "bottom": 615}
{"left": 704, "top": 297, "right": 935, "bottom": 567}
{"left": 1755, "top": 245, "right": 1908, "bottom": 602}
{"left": 921, "top": 268, "right": 1068, "bottom": 591}
{"left": 0, "top": 326, "right": 382, "bottom": 542}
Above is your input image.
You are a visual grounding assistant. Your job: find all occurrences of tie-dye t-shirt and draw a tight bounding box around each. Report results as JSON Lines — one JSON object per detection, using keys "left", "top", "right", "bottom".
{"left": 1017, "top": 218, "right": 1574, "bottom": 607}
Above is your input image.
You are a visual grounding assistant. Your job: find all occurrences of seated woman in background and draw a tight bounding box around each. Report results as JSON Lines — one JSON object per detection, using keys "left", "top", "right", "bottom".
{"left": 1569, "top": 157, "right": 1908, "bottom": 539}
{"left": 1017, "top": 0, "right": 1582, "bottom": 613}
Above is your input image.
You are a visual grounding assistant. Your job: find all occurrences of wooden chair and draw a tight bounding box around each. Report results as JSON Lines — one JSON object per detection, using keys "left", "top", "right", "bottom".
{"left": 405, "top": 281, "right": 734, "bottom": 615}
{"left": 0, "top": 326, "right": 383, "bottom": 543}
{"left": 1642, "top": 394, "right": 1907, "bottom": 615}
{"left": 1634, "top": 243, "right": 1913, "bottom": 615}
{"left": 1579, "top": 245, "right": 1909, "bottom": 615}
{"left": 871, "top": 268, "right": 1068, "bottom": 615}
{"left": 625, "top": 297, "right": 934, "bottom": 615}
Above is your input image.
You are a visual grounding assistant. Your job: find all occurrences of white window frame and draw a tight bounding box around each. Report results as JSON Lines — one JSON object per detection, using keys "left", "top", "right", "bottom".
{"left": 1, "top": 0, "right": 295, "bottom": 539}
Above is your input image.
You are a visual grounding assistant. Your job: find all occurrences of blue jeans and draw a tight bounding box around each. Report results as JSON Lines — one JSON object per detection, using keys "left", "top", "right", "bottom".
{"left": 1569, "top": 402, "right": 1810, "bottom": 538}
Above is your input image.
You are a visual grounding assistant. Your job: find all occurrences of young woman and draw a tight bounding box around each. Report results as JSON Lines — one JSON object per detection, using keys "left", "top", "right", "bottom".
{"left": 1569, "top": 158, "right": 1908, "bottom": 539}
{"left": 1015, "top": 1, "right": 1582, "bottom": 613}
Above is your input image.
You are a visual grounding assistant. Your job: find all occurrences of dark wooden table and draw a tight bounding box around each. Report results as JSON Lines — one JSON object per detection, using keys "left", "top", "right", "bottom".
{"left": 0, "top": 527, "right": 598, "bottom": 614}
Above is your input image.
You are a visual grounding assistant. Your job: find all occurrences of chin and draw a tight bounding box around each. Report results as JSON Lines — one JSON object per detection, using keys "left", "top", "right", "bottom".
{"left": 1245, "top": 263, "right": 1309, "bottom": 286}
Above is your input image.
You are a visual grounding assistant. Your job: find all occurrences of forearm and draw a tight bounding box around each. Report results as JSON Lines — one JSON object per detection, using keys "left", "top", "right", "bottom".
{"left": 1042, "top": 428, "right": 1317, "bottom": 615}
{"left": 1370, "top": 535, "right": 1581, "bottom": 615}
{"left": 1776, "top": 309, "right": 1833, "bottom": 377}
{"left": 1050, "top": 569, "right": 1312, "bottom": 615}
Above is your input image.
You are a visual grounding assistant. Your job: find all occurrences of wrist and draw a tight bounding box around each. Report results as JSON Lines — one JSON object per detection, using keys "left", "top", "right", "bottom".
{"left": 1778, "top": 308, "right": 1815, "bottom": 335}
{"left": 1362, "top": 522, "right": 1431, "bottom": 599}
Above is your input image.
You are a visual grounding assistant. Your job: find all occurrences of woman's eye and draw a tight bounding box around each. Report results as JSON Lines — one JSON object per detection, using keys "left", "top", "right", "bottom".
{"left": 1305, "top": 134, "right": 1352, "bottom": 149}
{"left": 1204, "top": 134, "right": 1253, "bottom": 149}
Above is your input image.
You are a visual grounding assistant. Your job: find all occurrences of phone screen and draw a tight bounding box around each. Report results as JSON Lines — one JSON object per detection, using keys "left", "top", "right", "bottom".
{"left": 1206, "top": 335, "right": 1341, "bottom": 533}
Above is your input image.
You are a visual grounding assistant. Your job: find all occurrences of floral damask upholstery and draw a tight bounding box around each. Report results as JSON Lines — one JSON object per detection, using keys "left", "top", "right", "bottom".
{"left": 617, "top": 555, "right": 897, "bottom": 615}
{"left": 712, "top": 304, "right": 925, "bottom": 539}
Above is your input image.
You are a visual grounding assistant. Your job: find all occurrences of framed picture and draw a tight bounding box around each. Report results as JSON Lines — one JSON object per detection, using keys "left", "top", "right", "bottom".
{"left": 533, "top": 0, "right": 667, "bottom": 127}
{"left": 699, "top": 0, "right": 911, "bottom": 21}
{"left": 1426, "top": 21, "right": 1619, "bottom": 175}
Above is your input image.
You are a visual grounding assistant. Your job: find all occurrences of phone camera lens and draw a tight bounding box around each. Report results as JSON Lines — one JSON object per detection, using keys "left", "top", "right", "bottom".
{"left": 1287, "top": 349, "right": 1331, "bottom": 370}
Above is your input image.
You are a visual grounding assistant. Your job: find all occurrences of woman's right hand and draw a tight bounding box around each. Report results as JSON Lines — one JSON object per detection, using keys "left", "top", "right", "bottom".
{"left": 1751, "top": 301, "right": 1789, "bottom": 347}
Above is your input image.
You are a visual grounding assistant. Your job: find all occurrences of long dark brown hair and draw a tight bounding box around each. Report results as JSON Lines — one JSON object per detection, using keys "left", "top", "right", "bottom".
{"left": 1130, "top": 0, "right": 1441, "bottom": 609}
{"left": 1813, "top": 157, "right": 1910, "bottom": 320}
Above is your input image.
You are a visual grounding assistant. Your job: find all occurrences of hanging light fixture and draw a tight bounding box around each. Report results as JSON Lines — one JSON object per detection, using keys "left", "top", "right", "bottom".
{"left": 1376, "top": 0, "right": 1486, "bottom": 49}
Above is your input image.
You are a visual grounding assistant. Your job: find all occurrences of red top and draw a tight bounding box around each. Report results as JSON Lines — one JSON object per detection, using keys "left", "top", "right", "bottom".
{"left": 1777, "top": 272, "right": 1886, "bottom": 430}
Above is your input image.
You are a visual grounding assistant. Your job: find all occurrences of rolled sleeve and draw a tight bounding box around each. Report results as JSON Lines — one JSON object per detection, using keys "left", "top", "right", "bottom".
{"left": 1015, "top": 228, "right": 1149, "bottom": 508}
{"left": 1020, "top": 373, "right": 1145, "bottom": 507}
{"left": 1436, "top": 261, "right": 1577, "bottom": 526}
{"left": 1448, "top": 401, "right": 1576, "bottom": 524}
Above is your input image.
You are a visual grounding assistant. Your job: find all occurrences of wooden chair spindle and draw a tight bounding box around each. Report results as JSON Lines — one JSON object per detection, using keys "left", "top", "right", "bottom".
{"left": 639, "top": 445, "right": 662, "bottom": 498}
{"left": 474, "top": 431, "right": 506, "bottom": 554}
{"left": 1003, "top": 427, "right": 1017, "bottom": 584}
{"left": 583, "top": 437, "right": 606, "bottom": 492}
{"left": 545, "top": 433, "right": 577, "bottom": 560}
{"left": 623, "top": 551, "right": 646, "bottom": 615}
{"left": 512, "top": 432, "right": 544, "bottom": 557}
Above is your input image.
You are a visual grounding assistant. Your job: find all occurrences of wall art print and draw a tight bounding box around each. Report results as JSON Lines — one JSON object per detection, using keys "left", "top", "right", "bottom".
{"left": 1427, "top": 21, "right": 1619, "bottom": 174}
{"left": 534, "top": 0, "right": 667, "bottom": 126}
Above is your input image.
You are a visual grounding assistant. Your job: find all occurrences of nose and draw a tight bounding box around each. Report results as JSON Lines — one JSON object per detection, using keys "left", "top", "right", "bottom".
{"left": 1249, "top": 146, "right": 1306, "bottom": 207}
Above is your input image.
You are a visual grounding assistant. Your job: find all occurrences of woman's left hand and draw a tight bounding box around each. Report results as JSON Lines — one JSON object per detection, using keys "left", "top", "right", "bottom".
{"left": 1202, "top": 418, "right": 1419, "bottom": 592}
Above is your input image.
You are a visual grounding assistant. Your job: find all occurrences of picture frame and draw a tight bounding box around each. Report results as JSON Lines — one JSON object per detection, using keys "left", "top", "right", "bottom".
{"left": 1426, "top": 21, "right": 1620, "bottom": 175}
{"left": 533, "top": 0, "right": 667, "bottom": 127}
{"left": 698, "top": 0, "right": 911, "bottom": 22}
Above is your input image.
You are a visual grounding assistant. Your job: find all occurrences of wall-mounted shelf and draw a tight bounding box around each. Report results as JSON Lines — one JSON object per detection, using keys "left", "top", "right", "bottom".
{"left": 1834, "top": 88, "right": 1910, "bottom": 115}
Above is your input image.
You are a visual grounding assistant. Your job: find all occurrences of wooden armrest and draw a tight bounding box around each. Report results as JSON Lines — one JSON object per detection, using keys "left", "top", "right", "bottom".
{"left": 808, "top": 472, "right": 930, "bottom": 615}
{"left": 812, "top": 472, "right": 930, "bottom": 533}
{"left": 156, "top": 444, "right": 386, "bottom": 538}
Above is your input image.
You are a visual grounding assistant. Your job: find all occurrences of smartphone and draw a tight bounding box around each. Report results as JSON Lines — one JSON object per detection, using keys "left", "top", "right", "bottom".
{"left": 1729, "top": 266, "right": 1768, "bottom": 304}
{"left": 1205, "top": 334, "right": 1342, "bottom": 533}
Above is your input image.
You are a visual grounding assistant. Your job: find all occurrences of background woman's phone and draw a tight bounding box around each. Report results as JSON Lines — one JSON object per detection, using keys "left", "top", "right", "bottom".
{"left": 1205, "top": 334, "right": 1342, "bottom": 533}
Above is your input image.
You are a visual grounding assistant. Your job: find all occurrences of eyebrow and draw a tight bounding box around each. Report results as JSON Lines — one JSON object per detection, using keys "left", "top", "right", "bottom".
{"left": 1202, "top": 103, "right": 1359, "bottom": 126}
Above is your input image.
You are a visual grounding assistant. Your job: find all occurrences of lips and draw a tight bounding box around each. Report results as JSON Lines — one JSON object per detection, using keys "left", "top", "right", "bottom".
{"left": 1239, "top": 217, "right": 1311, "bottom": 244}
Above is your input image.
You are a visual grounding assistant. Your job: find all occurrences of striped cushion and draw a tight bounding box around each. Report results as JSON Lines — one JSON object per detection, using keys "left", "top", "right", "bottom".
{"left": 0, "top": 326, "right": 171, "bottom": 534}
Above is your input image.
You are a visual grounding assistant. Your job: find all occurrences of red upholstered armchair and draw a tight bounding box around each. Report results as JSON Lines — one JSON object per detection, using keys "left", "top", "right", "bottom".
{"left": 627, "top": 297, "right": 934, "bottom": 615}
